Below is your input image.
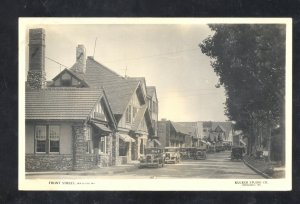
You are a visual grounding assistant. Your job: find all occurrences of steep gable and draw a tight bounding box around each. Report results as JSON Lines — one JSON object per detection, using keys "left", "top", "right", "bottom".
{"left": 51, "top": 68, "right": 89, "bottom": 87}
{"left": 74, "top": 57, "right": 141, "bottom": 116}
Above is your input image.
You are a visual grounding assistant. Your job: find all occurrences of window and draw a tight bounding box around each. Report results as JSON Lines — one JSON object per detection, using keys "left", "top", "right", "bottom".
{"left": 126, "top": 105, "right": 132, "bottom": 123}
{"left": 35, "top": 125, "right": 46, "bottom": 153}
{"left": 152, "top": 120, "right": 156, "bottom": 131}
{"left": 99, "top": 136, "right": 106, "bottom": 154}
{"left": 35, "top": 125, "right": 60, "bottom": 154}
{"left": 61, "top": 72, "right": 72, "bottom": 86}
{"left": 49, "top": 126, "right": 60, "bottom": 153}
{"left": 140, "top": 139, "right": 144, "bottom": 154}
{"left": 85, "top": 127, "right": 92, "bottom": 154}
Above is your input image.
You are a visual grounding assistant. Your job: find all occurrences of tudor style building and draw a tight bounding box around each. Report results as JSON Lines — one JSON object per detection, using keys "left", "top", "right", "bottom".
{"left": 25, "top": 29, "right": 118, "bottom": 171}
{"left": 68, "top": 46, "right": 154, "bottom": 164}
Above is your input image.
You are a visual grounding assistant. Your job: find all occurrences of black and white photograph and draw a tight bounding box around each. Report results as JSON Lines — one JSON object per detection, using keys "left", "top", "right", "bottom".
{"left": 18, "top": 18, "right": 292, "bottom": 191}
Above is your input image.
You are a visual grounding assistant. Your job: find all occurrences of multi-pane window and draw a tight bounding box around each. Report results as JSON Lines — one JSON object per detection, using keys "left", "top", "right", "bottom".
{"left": 49, "top": 126, "right": 60, "bottom": 153}
{"left": 35, "top": 125, "right": 46, "bottom": 153}
{"left": 35, "top": 125, "right": 60, "bottom": 154}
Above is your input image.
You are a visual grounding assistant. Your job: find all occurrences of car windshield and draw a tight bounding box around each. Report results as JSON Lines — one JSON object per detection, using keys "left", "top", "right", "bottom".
{"left": 145, "top": 149, "right": 161, "bottom": 154}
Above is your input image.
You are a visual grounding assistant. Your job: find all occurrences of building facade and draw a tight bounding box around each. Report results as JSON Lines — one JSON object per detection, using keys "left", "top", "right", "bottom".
{"left": 157, "top": 120, "right": 193, "bottom": 148}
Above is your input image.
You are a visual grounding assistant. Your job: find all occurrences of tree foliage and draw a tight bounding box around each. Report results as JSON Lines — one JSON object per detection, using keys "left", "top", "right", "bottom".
{"left": 200, "top": 24, "right": 285, "bottom": 146}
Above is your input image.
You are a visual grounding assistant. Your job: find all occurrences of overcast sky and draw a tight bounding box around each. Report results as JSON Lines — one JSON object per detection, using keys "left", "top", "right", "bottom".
{"left": 24, "top": 23, "right": 228, "bottom": 122}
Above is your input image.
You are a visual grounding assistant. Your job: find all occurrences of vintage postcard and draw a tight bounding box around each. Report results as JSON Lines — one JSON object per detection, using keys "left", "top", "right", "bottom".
{"left": 19, "top": 18, "right": 292, "bottom": 191}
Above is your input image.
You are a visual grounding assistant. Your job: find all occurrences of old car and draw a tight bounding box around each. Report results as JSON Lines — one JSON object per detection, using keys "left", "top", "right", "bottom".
{"left": 164, "top": 147, "right": 180, "bottom": 164}
{"left": 231, "top": 146, "right": 245, "bottom": 160}
{"left": 194, "top": 148, "right": 207, "bottom": 160}
{"left": 139, "top": 148, "right": 165, "bottom": 168}
{"left": 179, "top": 148, "right": 189, "bottom": 160}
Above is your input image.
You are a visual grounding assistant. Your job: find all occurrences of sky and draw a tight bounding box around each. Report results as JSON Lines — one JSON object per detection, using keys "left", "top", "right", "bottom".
{"left": 24, "top": 23, "right": 228, "bottom": 122}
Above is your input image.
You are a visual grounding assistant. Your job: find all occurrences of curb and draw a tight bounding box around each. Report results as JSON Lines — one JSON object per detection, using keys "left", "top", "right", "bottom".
{"left": 243, "top": 158, "right": 273, "bottom": 179}
{"left": 26, "top": 165, "right": 138, "bottom": 176}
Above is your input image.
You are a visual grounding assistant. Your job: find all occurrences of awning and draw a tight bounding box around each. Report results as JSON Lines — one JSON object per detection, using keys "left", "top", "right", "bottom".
{"left": 153, "top": 139, "right": 161, "bottom": 146}
{"left": 119, "top": 134, "right": 135, "bottom": 142}
{"left": 91, "top": 122, "right": 112, "bottom": 133}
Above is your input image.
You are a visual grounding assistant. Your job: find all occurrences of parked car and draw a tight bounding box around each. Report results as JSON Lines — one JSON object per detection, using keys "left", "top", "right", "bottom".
{"left": 231, "top": 146, "right": 245, "bottom": 160}
{"left": 194, "top": 148, "right": 207, "bottom": 160}
{"left": 164, "top": 147, "right": 180, "bottom": 164}
{"left": 139, "top": 148, "right": 165, "bottom": 168}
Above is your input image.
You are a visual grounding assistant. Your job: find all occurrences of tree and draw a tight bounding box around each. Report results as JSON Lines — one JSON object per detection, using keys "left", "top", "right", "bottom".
{"left": 200, "top": 24, "right": 285, "bottom": 161}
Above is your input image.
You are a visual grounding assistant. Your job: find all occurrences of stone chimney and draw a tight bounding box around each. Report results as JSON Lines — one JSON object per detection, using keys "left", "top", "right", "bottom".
{"left": 27, "top": 28, "right": 46, "bottom": 89}
{"left": 72, "top": 44, "right": 86, "bottom": 73}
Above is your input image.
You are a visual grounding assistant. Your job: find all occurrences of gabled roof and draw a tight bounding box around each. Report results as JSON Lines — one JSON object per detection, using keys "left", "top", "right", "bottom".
{"left": 214, "top": 125, "right": 226, "bottom": 132}
{"left": 176, "top": 122, "right": 198, "bottom": 137}
{"left": 26, "top": 88, "right": 104, "bottom": 120}
{"left": 211, "top": 122, "right": 232, "bottom": 135}
{"left": 170, "top": 121, "right": 191, "bottom": 135}
{"left": 70, "top": 57, "right": 141, "bottom": 115}
{"left": 146, "top": 86, "right": 156, "bottom": 97}
{"left": 52, "top": 68, "right": 89, "bottom": 87}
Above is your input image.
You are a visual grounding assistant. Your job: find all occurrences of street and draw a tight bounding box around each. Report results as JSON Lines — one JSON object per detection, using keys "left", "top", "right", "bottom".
{"left": 26, "top": 151, "right": 263, "bottom": 179}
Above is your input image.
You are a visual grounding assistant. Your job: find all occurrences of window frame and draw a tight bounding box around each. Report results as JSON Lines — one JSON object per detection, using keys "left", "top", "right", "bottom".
{"left": 35, "top": 125, "right": 47, "bottom": 154}
{"left": 49, "top": 125, "right": 60, "bottom": 153}
{"left": 34, "top": 124, "right": 60, "bottom": 154}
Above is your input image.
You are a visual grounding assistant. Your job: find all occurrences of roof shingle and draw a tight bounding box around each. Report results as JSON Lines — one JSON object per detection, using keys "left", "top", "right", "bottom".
{"left": 26, "top": 88, "right": 103, "bottom": 120}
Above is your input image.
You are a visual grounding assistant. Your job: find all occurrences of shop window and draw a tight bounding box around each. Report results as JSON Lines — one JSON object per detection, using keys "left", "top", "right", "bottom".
{"left": 119, "top": 139, "right": 127, "bottom": 156}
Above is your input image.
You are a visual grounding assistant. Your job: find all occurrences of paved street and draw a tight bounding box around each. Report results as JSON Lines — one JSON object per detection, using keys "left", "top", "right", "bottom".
{"left": 26, "top": 151, "right": 263, "bottom": 179}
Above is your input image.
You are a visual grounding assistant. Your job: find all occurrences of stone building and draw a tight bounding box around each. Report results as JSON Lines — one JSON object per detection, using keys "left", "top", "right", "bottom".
{"left": 25, "top": 28, "right": 118, "bottom": 171}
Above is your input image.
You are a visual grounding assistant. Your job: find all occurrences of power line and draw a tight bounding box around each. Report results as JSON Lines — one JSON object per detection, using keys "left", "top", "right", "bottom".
{"left": 45, "top": 56, "right": 69, "bottom": 69}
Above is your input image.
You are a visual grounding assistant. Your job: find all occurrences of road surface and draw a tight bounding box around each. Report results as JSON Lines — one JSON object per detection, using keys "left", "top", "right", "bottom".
{"left": 26, "top": 151, "right": 263, "bottom": 179}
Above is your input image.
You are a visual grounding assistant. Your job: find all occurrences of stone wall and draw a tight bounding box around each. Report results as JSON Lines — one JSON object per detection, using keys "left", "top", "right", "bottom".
{"left": 112, "top": 133, "right": 121, "bottom": 165}
{"left": 26, "top": 154, "right": 73, "bottom": 171}
{"left": 73, "top": 123, "right": 96, "bottom": 170}
{"left": 27, "top": 70, "right": 46, "bottom": 89}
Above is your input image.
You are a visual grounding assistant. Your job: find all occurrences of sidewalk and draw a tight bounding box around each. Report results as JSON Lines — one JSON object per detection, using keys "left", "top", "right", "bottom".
{"left": 26, "top": 162, "right": 139, "bottom": 176}
{"left": 243, "top": 155, "right": 285, "bottom": 179}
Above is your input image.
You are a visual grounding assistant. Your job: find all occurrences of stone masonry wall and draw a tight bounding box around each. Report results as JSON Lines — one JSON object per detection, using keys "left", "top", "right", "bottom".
{"left": 26, "top": 154, "right": 73, "bottom": 171}
{"left": 73, "top": 124, "right": 96, "bottom": 170}
{"left": 27, "top": 70, "right": 46, "bottom": 89}
{"left": 112, "top": 133, "right": 121, "bottom": 165}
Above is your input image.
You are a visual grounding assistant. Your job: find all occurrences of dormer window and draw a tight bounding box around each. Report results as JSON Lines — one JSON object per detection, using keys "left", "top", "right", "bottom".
{"left": 61, "top": 72, "right": 72, "bottom": 86}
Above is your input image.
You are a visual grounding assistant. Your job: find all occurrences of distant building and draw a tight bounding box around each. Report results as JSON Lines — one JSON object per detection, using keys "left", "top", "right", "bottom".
{"left": 176, "top": 122, "right": 201, "bottom": 147}
{"left": 157, "top": 120, "right": 193, "bottom": 148}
